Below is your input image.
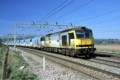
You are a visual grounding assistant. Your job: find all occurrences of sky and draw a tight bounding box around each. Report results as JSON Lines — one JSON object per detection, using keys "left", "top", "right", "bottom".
{"left": 0, "top": 0, "right": 120, "bottom": 39}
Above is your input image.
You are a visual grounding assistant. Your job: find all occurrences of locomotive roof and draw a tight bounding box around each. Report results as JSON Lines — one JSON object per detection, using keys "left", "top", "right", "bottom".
{"left": 46, "top": 26, "right": 92, "bottom": 36}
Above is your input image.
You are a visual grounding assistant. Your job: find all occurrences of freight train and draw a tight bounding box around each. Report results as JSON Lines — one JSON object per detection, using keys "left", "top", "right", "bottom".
{"left": 5, "top": 26, "right": 96, "bottom": 58}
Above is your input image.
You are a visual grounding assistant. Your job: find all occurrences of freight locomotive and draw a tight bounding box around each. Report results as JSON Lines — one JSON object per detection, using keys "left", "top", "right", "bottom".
{"left": 5, "top": 26, "right": 96, "bottom": 58}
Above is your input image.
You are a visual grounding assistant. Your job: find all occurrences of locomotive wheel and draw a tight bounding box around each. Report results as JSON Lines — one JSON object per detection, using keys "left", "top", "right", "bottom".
{"left": 62, "top": 49, "right": 66, "bottom": 55}
{"left": 70, "top": 50, "right": 75, "bottom": 57}
{"left": 49, "top": 48, "right": 51, "bottom": 52}
{"left": 85, "top": 53, "right": 91, "bottom": 58}
{"left": 65, "top": 50, "right": 69, "bottom": 56}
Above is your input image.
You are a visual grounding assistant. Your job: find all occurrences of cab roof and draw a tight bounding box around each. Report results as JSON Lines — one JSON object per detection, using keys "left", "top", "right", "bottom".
{"left": 46, "top": 26, "right": 92, "bottom": 36}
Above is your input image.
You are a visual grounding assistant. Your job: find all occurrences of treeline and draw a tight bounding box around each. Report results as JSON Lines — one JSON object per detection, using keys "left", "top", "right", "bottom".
{"left": 95, "top": 39, "right": 120, "bottom": 45}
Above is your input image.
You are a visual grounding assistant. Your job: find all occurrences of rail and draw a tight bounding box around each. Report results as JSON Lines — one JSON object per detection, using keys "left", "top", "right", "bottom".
{"left": 19, "top": 47, "right": 120, "bottom": 79}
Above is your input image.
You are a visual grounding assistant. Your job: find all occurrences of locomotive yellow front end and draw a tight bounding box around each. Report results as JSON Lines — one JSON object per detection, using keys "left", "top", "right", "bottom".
{"left": 75, "top": 39, "right": 94, "bottom": 49}
{"left": 69, "top": 27, "right": 96, "bottom": 57}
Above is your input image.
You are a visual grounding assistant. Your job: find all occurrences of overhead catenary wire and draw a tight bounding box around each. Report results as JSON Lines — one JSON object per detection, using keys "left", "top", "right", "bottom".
{"left": 52, "top": 3, "right": 120, "bottom": 24}
{"left": 35, "top": 0, "right": 120, "bottom": 31}
{"left": 79, "top": 8, "right": 120, "bottom": 22}
{"left": 40, "top": 0, "right": 75, "bottom": 23}
{"left": 15, "top": 0, "right": 119, "bottom": 39}
{"left": 37, "top": 0, "right": 69, "bottom": 23}
{"left": 39, "top": 0, "right": 120, "bottom": 32}
{"left": 87, "top": 16, "right": 120, "bottom": 26}
{"left": 93, "top": 29, "right": 120, "bottom": 32}
{"left": 92, "top": 23, "right": 120, "bottom": 32}
{"left": 53, "top": 0, "right": 94, "bottom": 21}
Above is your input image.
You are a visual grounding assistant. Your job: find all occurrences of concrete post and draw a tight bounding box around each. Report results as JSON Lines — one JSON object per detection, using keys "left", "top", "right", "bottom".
{"left": 43, "top": 56, "right": 45, "bottom": 70}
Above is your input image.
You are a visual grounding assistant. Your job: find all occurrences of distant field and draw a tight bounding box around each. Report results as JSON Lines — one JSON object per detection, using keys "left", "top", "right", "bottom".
{"left": 95, "top": 45, "right": 120, "bottom": 51}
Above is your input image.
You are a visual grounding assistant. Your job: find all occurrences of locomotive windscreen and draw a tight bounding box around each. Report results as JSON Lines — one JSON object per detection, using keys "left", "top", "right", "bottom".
{"left": 76, "top": 31, "right": 92, "bottom": 38}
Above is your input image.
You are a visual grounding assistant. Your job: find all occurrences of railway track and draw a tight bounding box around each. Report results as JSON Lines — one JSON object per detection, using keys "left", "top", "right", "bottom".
{"left": 19, "top": 47, "right": 98, "bottom": 80}
{"left": 90, "top": 52, "right": 120, "bottom": 68}
{"left": 95, "top": 51, "right": 120, "bottom": 58}
{"left": 95, "top": 57, "right": 120, "bottom": 64}
{"left": 19, "top": 47, "right": 120, "bottom": 80}
{"left": 89, "top": 58, "right": 120, "bottom": 68}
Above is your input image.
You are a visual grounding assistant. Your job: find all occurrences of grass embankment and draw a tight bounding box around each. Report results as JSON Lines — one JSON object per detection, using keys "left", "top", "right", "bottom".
{"left": 0, "top": 48, "right": 38, "bottom": 80}
{"left": 7, "top": 48, "right": 38, "bottom": 80}
{"left": 0, "top": 47, "right": 6, "bottom": 79}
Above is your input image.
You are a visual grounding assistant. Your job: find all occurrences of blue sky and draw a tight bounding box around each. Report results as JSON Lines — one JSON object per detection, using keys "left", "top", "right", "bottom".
{"left": 0, "top": 0, "right": 120, "bottom": 39}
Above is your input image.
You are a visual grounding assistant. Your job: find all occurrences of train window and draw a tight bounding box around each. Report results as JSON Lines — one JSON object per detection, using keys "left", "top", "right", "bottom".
{"left": 69, "top": 33, "right": 74, "bottom": 39}
{"left": 85, "top": 32, "right": 92, "bottom": 38}
{"left": 41, "top": 37, "right": 45, "bottom": 41}
{"left": 76, "top": 32, "right": 84, "bottom": 38}
{"left": 69, "top": 33, "right": 74, "bottom": 46}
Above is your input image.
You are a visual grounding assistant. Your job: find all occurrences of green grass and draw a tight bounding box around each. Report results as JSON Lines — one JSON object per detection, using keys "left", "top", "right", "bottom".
{"left": 0, "top": 48, "right": 3, "bottom": 79}
{"left": 0, "top": 47, "right": 6, "bottom": 79}
{"left": 8, "top": 49, "right": 38, "bottom": 80}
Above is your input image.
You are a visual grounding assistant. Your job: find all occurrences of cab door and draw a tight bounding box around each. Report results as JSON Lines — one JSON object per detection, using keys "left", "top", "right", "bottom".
{"left": 68, "top": 31, "right": 75, "bottom": 48}
{"left": 60, "top": 32, "right": 69, "bottom": 48}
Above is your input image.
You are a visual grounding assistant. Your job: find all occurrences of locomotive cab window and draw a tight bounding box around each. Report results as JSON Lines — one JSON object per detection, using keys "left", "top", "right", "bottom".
{"left": 76, "top": 31, "right": 92, "bottom": 38}
{"left": 85, "top": 32, "right": 92, "bottom": 38}
{"left": 69, "top": 33, "right": 74, "bottom": 39}
{"left": 69, "top": 33, "right": 74, "bottom": 46}
{"left": 76, "top": 32, "right": 84, "bottom": 38}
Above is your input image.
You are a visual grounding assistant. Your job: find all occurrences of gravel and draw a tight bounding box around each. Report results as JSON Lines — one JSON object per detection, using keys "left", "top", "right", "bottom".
{"left": 20, "top": 50, "right": 95, "bottom": 80}
{"left": 40, "top": 50, "right": 120, "bottom": 75}
{"left": 16, "top": 47, "right": 120, "bottom": 80}
{"left": 89, "top": 58, "right": 120, "bottom": 68}
{"left": 96, "top": 57, "right": 120, "bottom": 63}
{"left": 32, "top": 49, "right": 120, "bottom": 80}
